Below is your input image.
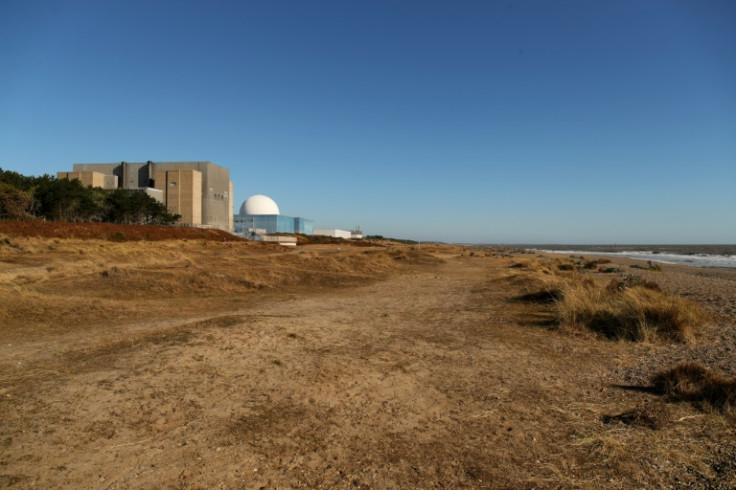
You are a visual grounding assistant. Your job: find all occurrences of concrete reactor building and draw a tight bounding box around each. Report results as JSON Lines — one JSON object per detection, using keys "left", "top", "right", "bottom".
{"left": 234, "top": 194, "right": 314, "bottom": 237}
{"left": 57, "top": 161, "right": 233, "bottom": 231}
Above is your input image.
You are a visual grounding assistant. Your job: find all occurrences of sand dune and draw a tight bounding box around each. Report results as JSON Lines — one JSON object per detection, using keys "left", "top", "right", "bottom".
{"left": 1, "top": 231, "right": 734, "bottom": 488}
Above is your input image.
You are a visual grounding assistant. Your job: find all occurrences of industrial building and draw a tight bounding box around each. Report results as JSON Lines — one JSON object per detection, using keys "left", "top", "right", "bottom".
{"left": 313, "top": 229, "right": 352, "bottom": 239}
{"left": 313, "top": 228, "right": 363, "bottom": 239}
{"left": 234, "top": 194, "right": 314, "bottom": 237}
{"left": 57, "top": 161, "right": 233, "bottom": 231}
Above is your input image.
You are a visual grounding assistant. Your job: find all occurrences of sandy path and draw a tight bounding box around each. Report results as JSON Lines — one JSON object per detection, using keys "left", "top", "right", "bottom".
{"left": 1, "top": 254, "right": 734, "bottom": 488}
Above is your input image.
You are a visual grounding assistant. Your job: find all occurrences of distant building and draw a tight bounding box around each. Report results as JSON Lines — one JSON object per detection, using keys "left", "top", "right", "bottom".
{"left": 313, "top": 229, "right": 353, "bottom": 239}
{"left": 234, "top": 194, "right": 314, "bottom": 237}
{"left": 57, "top": 171, "right": 116, "bottom": 189}
{"left": 57, "top": 161, "right": 233, "bottom": 231}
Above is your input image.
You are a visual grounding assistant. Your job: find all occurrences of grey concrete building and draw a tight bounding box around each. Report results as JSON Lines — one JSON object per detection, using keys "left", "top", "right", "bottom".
{"left": 59, "top": 161, "right": 233, "bottom": 231}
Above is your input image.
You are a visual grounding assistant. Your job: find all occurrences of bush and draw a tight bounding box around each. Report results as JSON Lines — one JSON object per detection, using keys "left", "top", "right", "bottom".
{"left": 1, "top": 168, "right": 179, "bottom": 225}
{"left": 582, "top": 260, "right": 599, "bottom": 270}
{"left": 0, "top": 182, "right": 33, "bottom": 219}
{"left": 652, "top": 363, "right": 736, "bottom": 414}
{"left": 647, "top": 260, "right": 662, "bottom": 272}
{"left": 606, "top": 275, "right": 661, "bottom": 292}
{"left": 556, "top": 281, "right": 709, "bottom": 342}
{"left": 631, "top": 261, "right": 663, "bottom": 272}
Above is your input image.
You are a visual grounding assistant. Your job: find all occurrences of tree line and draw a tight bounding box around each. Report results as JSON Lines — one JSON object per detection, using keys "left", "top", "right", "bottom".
{"left": 0, "top": 167, "right": 180, "bottom": 225}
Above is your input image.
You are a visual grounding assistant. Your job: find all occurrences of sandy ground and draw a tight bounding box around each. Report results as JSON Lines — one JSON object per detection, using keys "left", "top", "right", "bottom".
{"left": 1, "top": 238, "right": 735, "bottom": 488}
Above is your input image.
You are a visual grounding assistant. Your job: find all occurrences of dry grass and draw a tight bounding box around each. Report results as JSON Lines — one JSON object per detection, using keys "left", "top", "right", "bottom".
{"left": 556, "top": 281, "right": 709, "bottom": 342}
{"left": 652, "top": 362, "right": 736, "bottom": 415}
{"left": 503, "top": 255, "right": 710, "bottom": 343}
{"left": 508, "top": 258, "right": 555, "bottom": 275}
{"left": 0, "top": 219, "right": 244, "bottom": 241}
{"left": 0, "top": 235, "right": 443, "bottom": 340}
{"left": 602, "top": 402, "right": 670, "bottom": 429}
{"left": 1, "top": 240, "right": 735, "bottom": 488}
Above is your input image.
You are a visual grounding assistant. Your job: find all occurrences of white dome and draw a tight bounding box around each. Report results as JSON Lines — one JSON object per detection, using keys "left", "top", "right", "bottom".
{"left": 240, "top": 194, "right": 280, "bottom": 215}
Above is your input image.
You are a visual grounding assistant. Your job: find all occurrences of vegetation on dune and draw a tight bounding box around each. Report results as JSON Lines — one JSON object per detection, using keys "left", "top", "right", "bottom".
{"left": 291, "top": 233, "right": 380, "bottom": 247}
{"left": 0, "top": 167, "right": 180, "bottom": 225}
{"left": 652, "top": 362, "right": 736, "bottom": 415}
{"left": 556, "top": 279, "right": 708, "bottom": 342}
{"left": 1, "top": 240, "right": 733, "bottom": 487}
{"left": 365, "top": 235, "right": 420, "bottom": 245}
{"left": 0, "top": 220, "right": 242, "bottom": 242}
{"left": 508, "top": 257, "right": 710, "bottom": 343}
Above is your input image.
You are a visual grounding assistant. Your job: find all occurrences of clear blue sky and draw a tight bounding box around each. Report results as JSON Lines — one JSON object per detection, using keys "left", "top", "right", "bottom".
{"left": 1, "top": 0, "right": 734, "bottom": 244}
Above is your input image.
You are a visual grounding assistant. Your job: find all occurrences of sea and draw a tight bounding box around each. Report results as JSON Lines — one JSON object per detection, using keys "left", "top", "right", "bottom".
{"left": 526, "top": 245, "right": 736, "bottom": 269}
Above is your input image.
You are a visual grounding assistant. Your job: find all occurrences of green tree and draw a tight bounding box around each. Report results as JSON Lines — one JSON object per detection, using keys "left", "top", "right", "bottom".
{"left": 0, "top": 182, "right": 33, "bottom": 219}
{"left": 33, "top": 178, "right": 90, "bottom": 221}
{"left": 0, "top": 167, "right": 53, "bottom": 191}
{"left": 103, "top": 189, "right": 180, "bottom": 225}
{"left": 1, "top": 168, "right": 180, "bottom": 225}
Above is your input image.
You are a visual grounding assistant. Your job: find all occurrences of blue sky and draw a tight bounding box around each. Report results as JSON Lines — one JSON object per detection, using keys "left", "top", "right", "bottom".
{"left": 1, "top": 0, "right": 734, "bottom": 243}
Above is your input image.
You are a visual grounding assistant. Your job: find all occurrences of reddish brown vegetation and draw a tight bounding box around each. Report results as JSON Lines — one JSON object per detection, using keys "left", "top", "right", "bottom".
{"left": 0, "top": 220, "right": 244, "bottom": 242}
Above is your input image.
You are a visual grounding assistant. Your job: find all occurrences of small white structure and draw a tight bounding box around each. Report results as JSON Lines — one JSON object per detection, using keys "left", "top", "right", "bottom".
{"left": 262, "top": 235, "right": 297, "bottom": 247}
{"left": 313, "top": 228, "right": 352, "bottom": 239}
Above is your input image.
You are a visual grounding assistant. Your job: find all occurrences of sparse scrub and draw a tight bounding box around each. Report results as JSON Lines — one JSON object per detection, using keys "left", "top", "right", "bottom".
{"left": 516, "top": 288, "right": 564, "bottom": 304}
{"left": 0, "top": 220, "right": 245, "bottom": 242}
{"left": 606, "top": 275, "right": 661, "bottom": 292}
{"left": 647, "top": 260, "right": 662, "bottom": 272}
{"left": 555, "top": 277, "right": 709, "bottom": 342}
{"left": 582, "top": 260, "right": 599, "bottom": 270}
{"left": 507, "top": 259, "right": 555, "bottom": 275}
{"left": 630, "top": 261, "right": 663, "bottom": 272}
{"left": 652, "top": 363, "right": 736, "bottom": 414}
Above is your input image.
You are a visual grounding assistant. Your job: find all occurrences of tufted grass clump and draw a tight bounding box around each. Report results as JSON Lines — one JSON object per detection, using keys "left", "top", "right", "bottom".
{"left": 556, "top": 278, "right": 709, "bottom": 343}
{"left": 652, "top": 363, "right": 736, "bottom": 414}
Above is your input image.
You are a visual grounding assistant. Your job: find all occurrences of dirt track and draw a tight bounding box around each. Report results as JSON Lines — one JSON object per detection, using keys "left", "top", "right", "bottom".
{"left": 1, "top": 238, "right": 735, "bottom": 488}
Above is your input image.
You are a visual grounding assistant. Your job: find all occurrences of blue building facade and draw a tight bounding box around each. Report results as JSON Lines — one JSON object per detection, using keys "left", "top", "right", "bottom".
{"left": 294, "top": 217, "right": 314, "bottom": 235}
{"left": 234, "top": 214, "right": 314, "bottom": 236}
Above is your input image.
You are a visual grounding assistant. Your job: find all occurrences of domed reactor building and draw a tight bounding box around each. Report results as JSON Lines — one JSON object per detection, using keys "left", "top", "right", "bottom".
{"left": 233, "top": 194, "right": 314, "bottom": 238}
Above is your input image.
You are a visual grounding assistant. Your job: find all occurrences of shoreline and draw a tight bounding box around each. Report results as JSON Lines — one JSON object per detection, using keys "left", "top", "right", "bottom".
{"left": 522, "top": 244, "right": 736, "bottom": 255}
{"left": 529, "top": 247, "right": 736, "bottom": 270}
{"left": 534, "top": 250, "right": 736, "bottom": 325}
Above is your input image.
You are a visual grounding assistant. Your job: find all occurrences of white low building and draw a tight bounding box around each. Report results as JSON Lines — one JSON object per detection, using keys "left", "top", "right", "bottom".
{"left": 313, "top": 228, "right": 353, "bottom": 239}
{"left": 262, "top": 235, "right": 298, "bottom": 247}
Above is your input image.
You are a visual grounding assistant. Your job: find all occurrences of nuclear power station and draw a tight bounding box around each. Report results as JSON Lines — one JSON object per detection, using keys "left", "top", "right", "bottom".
{"left": 58, "top": 161, "right": 234, "bottom": 231}
{"left": 234, "top": 194, "right": 314, "bottom": 237}
{"left": 57, "top": 161, "right": 361, "bottom": 241}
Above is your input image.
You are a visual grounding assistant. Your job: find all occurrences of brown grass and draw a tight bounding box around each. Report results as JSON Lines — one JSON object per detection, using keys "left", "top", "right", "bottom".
{"left": 652, "top": 362, "right": 736, "bottom": 414}
{"left": 0, "top": 219, "right": 245, "bottom": 241}
{"left": 556, "top": 282, "right": 709, "bottom": 342}
{"left": 602, "top": 402, "right": 670, "bottom": 430}
{"left": 505, "top": 256, "right": 710, "bottom": 343}
{"left": 0, "top": 236, "right": 443, "bottom": 340}
{"left": 1, "top": 240, "right": 734, "bottom": 488}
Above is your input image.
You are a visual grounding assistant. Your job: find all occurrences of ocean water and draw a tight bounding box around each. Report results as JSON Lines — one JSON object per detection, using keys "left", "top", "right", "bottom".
{"left": 532, "top": 247, "right": 736, "bottom": 269}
